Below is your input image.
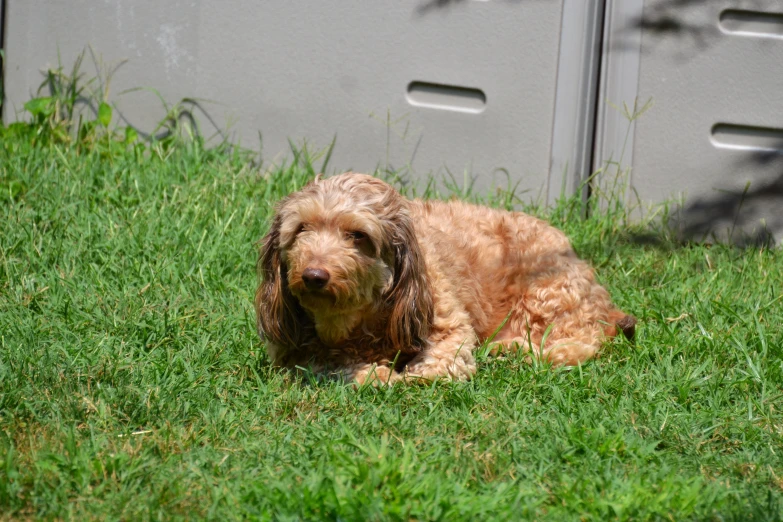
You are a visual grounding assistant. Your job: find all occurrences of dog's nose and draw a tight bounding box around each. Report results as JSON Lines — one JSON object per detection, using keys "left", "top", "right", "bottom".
{"left": 302, "top": 267, "right": 330, "bottom": 289}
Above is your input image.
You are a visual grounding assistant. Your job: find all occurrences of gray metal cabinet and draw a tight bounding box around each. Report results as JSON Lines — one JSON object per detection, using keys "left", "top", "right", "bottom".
{"left": 2, "top": 0, "right": 603, "bottom": 204}
{"left": 3, "top": 0, "right": 782, "bottom": 243}
{"left": 596, "top": 0, "right": 783, "bottom": 244}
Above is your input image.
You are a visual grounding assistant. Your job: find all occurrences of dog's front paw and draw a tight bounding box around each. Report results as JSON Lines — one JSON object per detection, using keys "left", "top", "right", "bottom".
{"left": 402, "top": 357, "right": 476, "bottom": 383}
{"left": 350, "top": 364, "right": 401, "bottom": 386}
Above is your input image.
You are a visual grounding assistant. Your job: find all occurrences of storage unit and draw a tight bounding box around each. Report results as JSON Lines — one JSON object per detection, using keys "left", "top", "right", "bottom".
{"left": 2, "top": 0, "right": 603, "bottom": 203}
{"left": 595, "top": 0, "right": 783, "bottom": 244}
{"left": 3, "top": 0, "right": 782, "bottom": 244}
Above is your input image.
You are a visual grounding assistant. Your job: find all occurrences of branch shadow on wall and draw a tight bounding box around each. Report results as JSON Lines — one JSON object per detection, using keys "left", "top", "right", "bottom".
{"left": 623, "top": 0, "right": 714, "bottom": 55}
{"left": 415, "top": 0, "right": 529, "bottom": 17}
{"left": 614, "top": 0, "right": 780, "bottom": 61}
{"left": 112, "top": 96, "right": 229, "bottom": 144}
{"left": 37, "top": 87, "right": 230, "bottom": 148}
{"left": 607, "top": 1, "right": 783, "bottom": 246}
{"left": 667, "top": 143, "right": 783, "bottom": 247}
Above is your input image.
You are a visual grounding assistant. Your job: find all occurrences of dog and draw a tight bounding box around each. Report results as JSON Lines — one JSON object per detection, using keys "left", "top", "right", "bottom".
{"left": 255, "top": 172, "right": 635, "bottom": 384}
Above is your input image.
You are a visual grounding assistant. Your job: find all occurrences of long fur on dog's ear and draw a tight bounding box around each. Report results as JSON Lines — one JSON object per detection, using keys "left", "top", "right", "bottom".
{"left": 255, "top": 212, "right": 308, "bottom": 363}
{"left": 383, "top": 205, "right": 434, "bottom": 354}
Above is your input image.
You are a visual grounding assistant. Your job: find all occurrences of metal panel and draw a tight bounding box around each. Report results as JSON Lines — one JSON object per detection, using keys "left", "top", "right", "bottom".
{"left": 596, "top": 0, "right": 783, "bottom": 245}
{"left": 548, "top": 0, "right": 606, "bottom": 204}
{"left": 593, "top": 0, "right": 644, "bottom": 182}
{"left": 3, "top": 0, "right": 597, "bottom": 200}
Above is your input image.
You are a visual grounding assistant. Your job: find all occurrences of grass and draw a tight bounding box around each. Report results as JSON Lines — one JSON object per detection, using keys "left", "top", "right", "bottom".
{"left": 0, "top": 116, "right": 782, "bottom": 521}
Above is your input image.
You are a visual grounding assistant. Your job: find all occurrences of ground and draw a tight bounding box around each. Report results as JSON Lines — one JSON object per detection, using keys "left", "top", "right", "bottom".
{"left": 0, "top": 122, "right": 781, "bottom": 520}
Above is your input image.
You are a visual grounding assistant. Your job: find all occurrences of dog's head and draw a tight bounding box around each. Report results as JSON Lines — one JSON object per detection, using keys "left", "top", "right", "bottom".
{"left": 256, "top": 173, "right": 433, "bottom": 361}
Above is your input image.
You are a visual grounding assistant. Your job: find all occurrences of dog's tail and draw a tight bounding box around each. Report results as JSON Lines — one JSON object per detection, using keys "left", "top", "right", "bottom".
{"left": 605, "top": 310, "right": 637, "bottom": 341}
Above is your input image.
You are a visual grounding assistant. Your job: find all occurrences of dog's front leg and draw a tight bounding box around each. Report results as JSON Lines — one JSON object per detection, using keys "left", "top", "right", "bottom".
{"left": 403, "top": 323, "right": 478, "bottom": 382}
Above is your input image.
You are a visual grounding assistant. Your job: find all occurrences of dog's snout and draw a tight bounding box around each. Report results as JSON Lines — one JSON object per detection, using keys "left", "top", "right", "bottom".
{"left": 302, "top": 267, "right": 330, "bottom": 289}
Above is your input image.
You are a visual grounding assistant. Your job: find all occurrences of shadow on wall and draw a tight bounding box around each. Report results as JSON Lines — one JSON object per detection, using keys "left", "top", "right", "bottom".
{"left": 617, "top": 0, "right": 779, "bottom": 57}
{"left": 415, "top": 0, "right": 528, "bottom": 16}
{"left": 112, "top": 97, "right": 228, "bottom": 144}
{"left": 416, "top": 0, "right": 467, "bottom": 14}
{"left": 609, "top": 0, "right": 783, "bottom": 246}
{"left": 63, "top": 92, "right": 227, "bottom": 145}
{"left": 620, "top": 0, "right": 715, "bottom": 55}
{"left": 671, "top": 145, "right": 783, "bottom": 247}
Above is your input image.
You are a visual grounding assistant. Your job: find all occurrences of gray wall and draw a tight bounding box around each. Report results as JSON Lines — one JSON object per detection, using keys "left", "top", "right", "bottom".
{"left": 3, "top": 0, "right": 783, "bottom": 244}
{"left": 595, "top": 0, "right": 783, "bottom": 245}
{"left": 3, "top": 0, "right": 604, "bottom": 203}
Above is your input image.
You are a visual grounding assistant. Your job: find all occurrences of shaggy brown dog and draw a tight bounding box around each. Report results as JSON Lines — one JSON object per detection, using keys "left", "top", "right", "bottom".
{"left": 256, "top": 172, "right": 635, "bottom": 384}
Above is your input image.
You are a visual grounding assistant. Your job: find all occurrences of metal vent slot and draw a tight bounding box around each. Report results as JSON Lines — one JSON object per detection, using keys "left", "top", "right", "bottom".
{"left": 719, "top": 9, "right": 783, "bottom": 38}
{"left": 406, "top": 82, "right": 486, "bottom": 114}
{"left": 711, "top": 123, "right": 783, "bottom": 152}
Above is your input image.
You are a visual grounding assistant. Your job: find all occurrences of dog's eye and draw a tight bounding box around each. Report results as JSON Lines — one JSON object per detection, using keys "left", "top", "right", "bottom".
{"left": 346, "top": 231, "right": 366, "bottom": 243}
{"left": 346, "top": 230, "right": 375, "bottom": 256}
{"left": 297, "top": 223, "right": 307, "bottom": 234}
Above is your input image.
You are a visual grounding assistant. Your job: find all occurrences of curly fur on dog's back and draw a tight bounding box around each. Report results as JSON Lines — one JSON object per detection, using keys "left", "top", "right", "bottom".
{"left": 256, "top": 173, "right": 635, "bottom": 384}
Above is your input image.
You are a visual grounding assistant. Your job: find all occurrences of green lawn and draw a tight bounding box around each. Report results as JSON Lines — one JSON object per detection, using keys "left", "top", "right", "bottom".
{"left": 1, "top": 122, "right": 781, "bottom": 521}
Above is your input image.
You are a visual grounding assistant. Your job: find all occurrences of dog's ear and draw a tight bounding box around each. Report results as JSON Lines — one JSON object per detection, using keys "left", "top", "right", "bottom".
{"left": 384, "top": 207, "right": 433, "bottom": 354}
{"left": 255, "top": 212, "right": 308, "bottom": 362}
